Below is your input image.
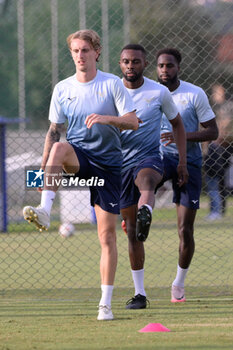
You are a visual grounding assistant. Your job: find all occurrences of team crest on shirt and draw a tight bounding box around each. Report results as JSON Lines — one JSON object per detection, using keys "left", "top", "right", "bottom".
{"left": 98, "top": 92, "right": 106, "bottom": 102}
{"left": 144, "top": 97, "right": 155, "bottom": 104}
{"left": 144, "top": 97, "right": 156, "bottom": 107}
{"left": 179, "top": 99, "right": 188, "bottom": 106}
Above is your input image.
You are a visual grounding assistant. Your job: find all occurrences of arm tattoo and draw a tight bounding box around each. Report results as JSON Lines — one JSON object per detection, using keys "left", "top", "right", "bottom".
{"left": 48, "top": 123, "right": 62, "bottom": 143}
{"left": 41, "top": 123, "right": 64, "bottom": 169}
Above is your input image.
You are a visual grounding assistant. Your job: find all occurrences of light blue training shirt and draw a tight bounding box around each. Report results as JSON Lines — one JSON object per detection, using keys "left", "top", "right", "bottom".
{"left": 160, "top": 80, "right": 215, "bottom": 167}
{"left": 121, "top": 76, "right": 178, "bottom": 172}
{"left": 49, "top": 70, "right": 135, "bottom": 172}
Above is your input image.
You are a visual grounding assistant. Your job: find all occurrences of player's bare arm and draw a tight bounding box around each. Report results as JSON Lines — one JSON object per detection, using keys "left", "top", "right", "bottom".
{"left": 169, "top": 113, "right": 189, "bottom": 186}
{"left": 85, "top": 111, "right": 139, "bottom": 130}
{"left": 161, "top": 118, "right": 218, "bottom": 144}
{"left": 186, "top": 118, "right": 218, "bottom": 142}
{"left": 41, "top": 122, "right": 64, "bottom": 170}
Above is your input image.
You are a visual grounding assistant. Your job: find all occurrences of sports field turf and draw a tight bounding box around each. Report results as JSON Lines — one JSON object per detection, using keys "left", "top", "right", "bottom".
{"left": 0, "top": 296, "right": 233, "bottom": 349}
{"left": 0, "top": 201, "right": 232, "bottom": 349}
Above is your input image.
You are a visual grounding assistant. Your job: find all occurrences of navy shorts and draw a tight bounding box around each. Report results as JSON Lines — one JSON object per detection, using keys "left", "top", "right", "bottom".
{"left": 161, "top": 154, "right": 202, "bottom": 209}
{"left": 70, "top": 145, "right": 121, "bottom": 214}
{"left": 120, "top": 156, "right": 164, "bottom": 209}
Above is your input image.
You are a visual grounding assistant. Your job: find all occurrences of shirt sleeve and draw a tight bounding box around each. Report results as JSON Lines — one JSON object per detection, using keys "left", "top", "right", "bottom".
{"left": 48, "top": 84, "right": 66, "bottom": 123}
{"left": 194, "top": 88, "right": 215, "bottom": 123}
{"left": 113, "top": 78, "right": 135, "bottom": 116}
{"left": 161, "top": 87, "right": 179, "bottom": 121}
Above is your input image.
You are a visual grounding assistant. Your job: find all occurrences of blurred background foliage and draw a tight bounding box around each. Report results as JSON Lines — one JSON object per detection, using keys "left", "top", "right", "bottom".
{"left": 1, "top": 0, "right": 233, "bottom": 128}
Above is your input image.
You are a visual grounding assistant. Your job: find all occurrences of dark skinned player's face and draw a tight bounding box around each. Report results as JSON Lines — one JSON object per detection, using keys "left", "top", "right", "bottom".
{"left": 157, "top": 54, "right": 179, "bottom": 86}
{"left": 119, "top": 49, "right": 146, "bottom": 82}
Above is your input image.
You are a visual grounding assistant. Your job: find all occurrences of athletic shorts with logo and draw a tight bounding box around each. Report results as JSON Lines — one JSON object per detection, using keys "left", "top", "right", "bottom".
{"left": 160, "top": 154, "right": 202, "bottom": 210}
{"left": 70, "top": 144, "right": 121, "bottom": 214}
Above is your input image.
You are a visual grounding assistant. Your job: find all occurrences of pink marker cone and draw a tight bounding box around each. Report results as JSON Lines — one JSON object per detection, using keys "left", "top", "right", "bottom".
{"left": 139, "top": 323, "right": 171, "bottom": 332}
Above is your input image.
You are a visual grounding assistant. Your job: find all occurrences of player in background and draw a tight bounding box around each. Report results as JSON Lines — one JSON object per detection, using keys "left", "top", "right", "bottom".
{"left": 119, "top": 44, "right": 188, "bottom": 309}
{"left": 23, "top": 29, "right": 139, "bottom": 321}
{"left": 156, "top": 48, "right": 218, "bottom": 302}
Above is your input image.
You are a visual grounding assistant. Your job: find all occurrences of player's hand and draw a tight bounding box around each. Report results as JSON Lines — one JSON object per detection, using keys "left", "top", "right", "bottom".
{"left": 177, "top": 163, "right": 189, "bottom": 187}
{"left": 85, "top": 114, "right": 110, "bottom": 128}
{"left": 161, "top": 132, "right": 174, "bottom": 146}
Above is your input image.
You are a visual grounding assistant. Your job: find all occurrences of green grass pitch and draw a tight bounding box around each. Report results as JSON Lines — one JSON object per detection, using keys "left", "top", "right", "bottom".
{"left": 0, "top": 201, "right": 233, "bottom": 349}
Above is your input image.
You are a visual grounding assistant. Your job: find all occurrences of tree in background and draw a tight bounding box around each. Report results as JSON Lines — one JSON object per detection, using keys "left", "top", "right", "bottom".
{"left": 1, "top": 0, "right": 233, "bottom": 128}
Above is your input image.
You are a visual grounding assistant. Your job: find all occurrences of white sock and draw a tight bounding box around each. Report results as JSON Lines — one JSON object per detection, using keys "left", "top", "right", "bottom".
{"left": 132, "top": 269, "right": 146, "bottom": 296}
{"left": 40, "top": 190, "right": 56, "bottom": 215}
{"left": 172, "top": 265, "right": 189, "bottom": 288}
{"left": 99, "top": 285, "right": 114, "bottom": 306}
{"left": 144, "top": 204, "right": 152, "bottom": 214}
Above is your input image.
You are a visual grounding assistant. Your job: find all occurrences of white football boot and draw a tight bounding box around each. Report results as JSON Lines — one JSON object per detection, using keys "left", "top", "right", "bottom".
{"left": 171, "top": 285, "right": 186, "bottom": 303}
{"left": 97, "top": 305, "right": 114, "bottom": 321}
{"left": 23, "top": 206, "right": 50, "bottom": 232}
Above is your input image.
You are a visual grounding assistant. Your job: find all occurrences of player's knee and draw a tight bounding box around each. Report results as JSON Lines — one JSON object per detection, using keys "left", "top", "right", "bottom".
{"left": 145, "top": 176, "right": 156, "bottom": 188}
{"left": 50, "top": 142, "right": 72, "bottom": 159}
{"left": 179, "top": 225, "right": 194, "bottom": 245}
{"left": 98, "top": 229, "right": 116, "bottom": 247}
{"left": 49, "top": 142, "right": 65, "bottom": 161}
{"left": 125, "top": 221, "right": 136, "bottom": 242}
{"left": 138, "top": 174, "right": 160, "bottom": 191}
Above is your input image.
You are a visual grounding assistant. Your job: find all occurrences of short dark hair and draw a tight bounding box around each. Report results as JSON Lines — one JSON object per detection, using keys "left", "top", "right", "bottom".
{"left": 121, "top": 44, "right": 147, "bottom": 56}
{"left": 156, "top": 48, "right": 182, "bottom": 64}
